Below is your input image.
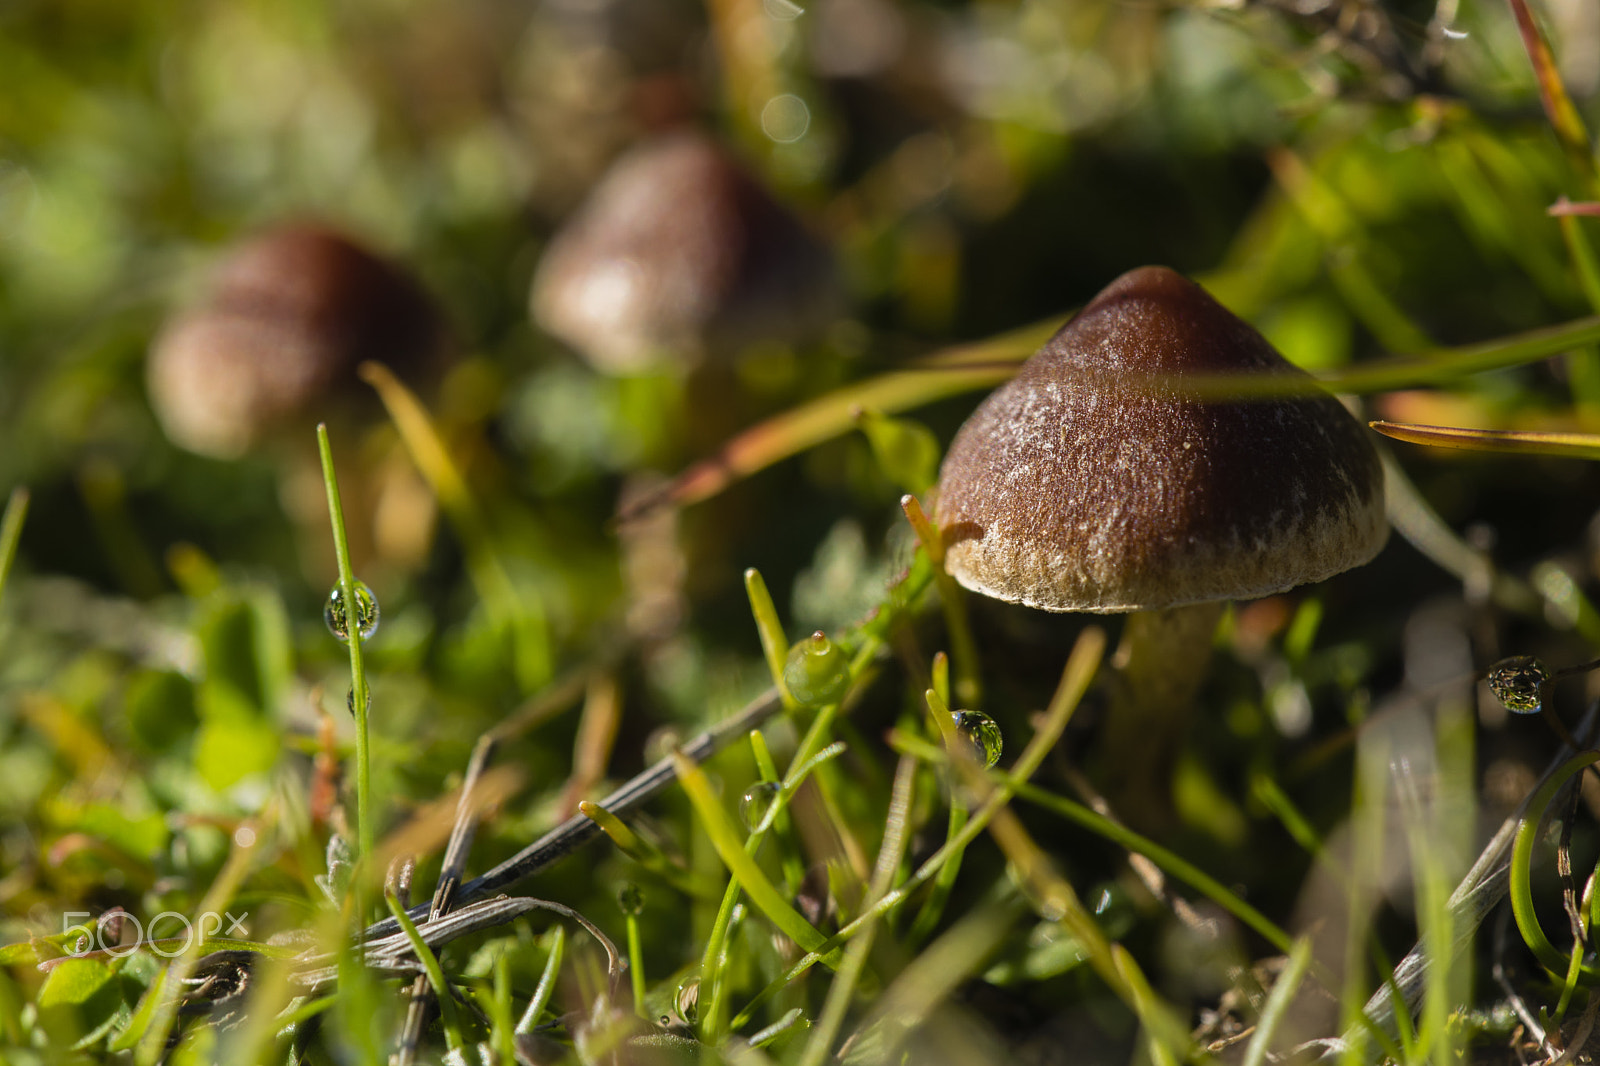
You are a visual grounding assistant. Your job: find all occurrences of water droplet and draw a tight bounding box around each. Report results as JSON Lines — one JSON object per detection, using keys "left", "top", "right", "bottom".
{"left": 951, "top": 710, "right": 1003, "bottom": 768}
{"left": 675, "top": 977, "right": 700, "bottom": 1025}
{"left": 760, "top": 94, "right": 810, "bottom": 143}
{"left": 617, "top": 883, "right": 644, "bottom": 916}
{"left": 324, "top": 581, "right": 379, "bottom": 643}
{"left": 783, "top": 631, "right": 850, "bottom": 706}
{"left": 1488, "top": 655, "right": 1547, "bottom": 714}
{"left": 346, "top": 687, "right": 371, "bottom": 717}
{"left": 741, "top": 782, "right": 781, "bottom": 830}
{"left": 1090, "top": 881, "right": 1136, "bottom": 938}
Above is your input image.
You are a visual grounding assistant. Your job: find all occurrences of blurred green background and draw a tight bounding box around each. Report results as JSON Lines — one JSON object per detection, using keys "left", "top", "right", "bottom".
{"left": 7, "top": 0, "right": 1600, "bottom": 1057}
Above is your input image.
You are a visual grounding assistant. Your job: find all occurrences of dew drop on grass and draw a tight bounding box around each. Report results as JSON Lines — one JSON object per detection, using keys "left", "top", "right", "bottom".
{"left": 617, "top": 883, "right": 644, "bottom": 916}
{"left": 1487, "top": 655, "right": 1547, "bottom": 714}
{"left": 782, "top": 631, "right": 850, "bottom": 707}
{"left": 324, "top": 581, "right": 379, "bottom": 643}
{"left": 951, "top": 710, "right": 1003, "bottom": 768}
{"left": 740, "top": 781, "right": 780, "bottom": 830}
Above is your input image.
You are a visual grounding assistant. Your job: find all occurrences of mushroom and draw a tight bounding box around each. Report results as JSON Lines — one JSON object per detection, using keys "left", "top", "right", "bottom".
{"left": 530, "top": 130, "right": 839, "bottom": 373}
{"left": 934, "top": 265, "right": 1387, "bottom": 823}
{"left": 148, "top": 223, "right": 446, "bottom": 460}
{"left": 147, "top": 223, "right": 450, "bottom": 575}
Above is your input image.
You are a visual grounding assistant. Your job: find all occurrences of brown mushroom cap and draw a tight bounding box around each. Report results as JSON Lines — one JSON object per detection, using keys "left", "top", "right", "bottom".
{"left": 934, "top": 266, "right": 1387, "bottom": 613}
{"left": 148, "top": 224, "right": 444, "bottom": 459}
{"left": 530, "top": 130, "right": 839, "bottom": 373}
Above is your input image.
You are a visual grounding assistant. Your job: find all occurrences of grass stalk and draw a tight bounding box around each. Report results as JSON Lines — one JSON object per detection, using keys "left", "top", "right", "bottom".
{"left": 492, "top": 952, "right": 515, "bottom": 1064}
{"left": 624, "top": 905, "right": 646, "bottom": 1017}
{"left": 906, "top": 685, "right": 970, "bottom": 946}
{"left": 901, "top": 495, "right": 981, "bottom": 707}
{"left": 744, "top": 568, "right": 794, "bottom": 705}
{"left": 1241, "top": 936, "right": 1315, "bottom": 1066}
{"left": 891, "top": 737, "right": 1296, "bottom": 957}
{"left": 0, "top": 487, "right": 28, "bottom": 610}
{"left": 728, "top": 627, "right": 1104, "bottom": 1030}
{"left": 673, "top": 749, "right": 836, "bottom": 982}
{"left": 385, "top": 890, "right": 464, "bottom": 1053}
{"left": 517, "top": 925, "right": 565, "bottom": 1034}
{"left": 317, "top": 424, "right": 374, "bottom": 862}
{"left": 798, "top": 755, "right": 917, "bottom": 1066}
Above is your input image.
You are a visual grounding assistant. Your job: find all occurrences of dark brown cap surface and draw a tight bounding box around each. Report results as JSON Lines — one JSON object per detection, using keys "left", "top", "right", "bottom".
{"left": 934, "top": 266, "right": 1386, "bottom": 613}
{"left": 530, "top": 130, "right": 838, "bottom": 373}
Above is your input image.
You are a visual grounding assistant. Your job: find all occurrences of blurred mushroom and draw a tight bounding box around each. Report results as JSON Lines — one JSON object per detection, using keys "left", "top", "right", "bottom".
{"left": 147, "top": 223, "right": 447, "bottom": 460}
{"left": 530, "top": 130, "right": 840, "bottom": 373}
{"left": 935, "top": 266, "right": 1387, "bottom": 823}
{"left": 148, "top": 223, "right": 450, "bottom": 577}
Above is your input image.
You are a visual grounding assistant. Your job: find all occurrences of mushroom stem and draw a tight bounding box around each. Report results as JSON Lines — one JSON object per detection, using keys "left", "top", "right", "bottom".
{"left": 1097, "top": 601, "right": 1226, "bottom": 828}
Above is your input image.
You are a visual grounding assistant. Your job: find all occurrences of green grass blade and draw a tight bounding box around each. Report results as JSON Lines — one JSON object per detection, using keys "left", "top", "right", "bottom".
{"left": 1510, "top": 751, "right": 1600, "bottom": 980}
{"left": 896, "top": 733, "right": 1296, "bottom": 958}
{"left": 671, "top": 751, "right": 832, "bottom": 959}
{"left": 384, "top": 890, "right": 464, "bottom": 1053}
{"left": 1241, "top": 936, "right": 1315, "bottom": 1066}
{"left": 744, "top": 567, "right": 792, "bottom": 704}
{"left": 726, "top": 627, "right": 1106, "bottom": 1031}
{"left": 0, "top": 487, "right": 29, "bottom": 610}
{"left": 517, "top": 925, "right": 565, "bottom": 1034}
{"left": 317, "top": 424, "right": 374, "bottom": 863}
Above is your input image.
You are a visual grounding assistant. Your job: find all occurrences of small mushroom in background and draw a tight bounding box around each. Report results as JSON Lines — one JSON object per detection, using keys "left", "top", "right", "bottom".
{"left": 530, "top": 130, "right": 841, "bottom": 374}
{"left": 147, "top": 223, "right": 447, "bottom": 460}
{"left": 147, "top": 223, "right": 451, "bottom": 575}
{"left": 934, "top": 265, "right": 1388, "bottom": 826}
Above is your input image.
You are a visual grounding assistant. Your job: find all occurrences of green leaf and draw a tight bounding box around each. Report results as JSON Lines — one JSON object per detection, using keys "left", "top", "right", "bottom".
{"left": 197, "top": 599, "right": 266, "bottom": 719}
{"left": 855, "top": 408, "right": 941, "bottom": 496}
{"left": 193, "top": 712, "right": 280, "bottom": 791}
{"left": 194, "top": 587, "right": 292, "bottom": 724}
{"left": 38, "top": 956, "right": 123, "bottom": 1040}
{"left": 124, "top": 669, "right": 199, "bottom": 755}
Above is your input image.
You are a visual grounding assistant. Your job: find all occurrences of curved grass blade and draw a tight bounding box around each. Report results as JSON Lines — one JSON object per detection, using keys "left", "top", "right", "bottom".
{"left": 1510, "top": 750, "right": 1600, "bottom": 982}
{"left": 1370, "top": 420, "right": 1600, "bottom": 460}
{"left": 384, "top": 891, "right": 464, "bottom": 1053}
{"left": 360, "top": 361, "right": 551, "bottom": 691}
{"left": 623, "top": 313, "right": 1600, "bottom": 520}
{"left": 670, "top": 751, "right": 834, "bottom": 961}
{"left": 0, "top": 487, "right": 29, "bottom": 611}
{"left": 615, "top": 318, "right": 1062, "bottom": 520}
{"left": 1505, "top": 0, "right": 1592, "bottom": 173}
{"left": 891, "top": 731, "right": 1296, "bottom": 957}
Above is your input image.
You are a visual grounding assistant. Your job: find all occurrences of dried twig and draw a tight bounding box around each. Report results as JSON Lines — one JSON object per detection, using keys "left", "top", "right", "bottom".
{"left": 361, "top": 683, "right": 788, "bottom": 944}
